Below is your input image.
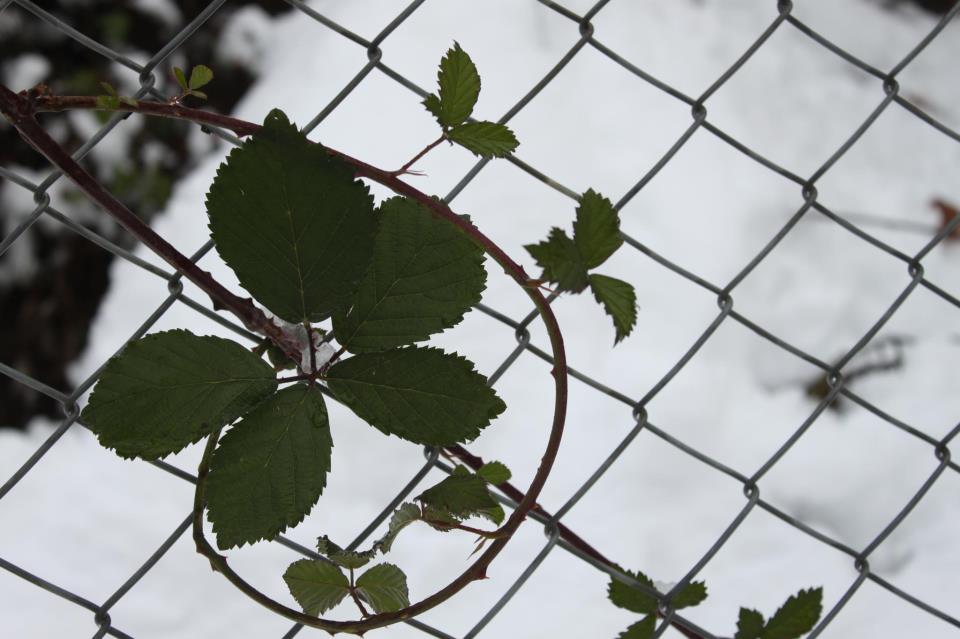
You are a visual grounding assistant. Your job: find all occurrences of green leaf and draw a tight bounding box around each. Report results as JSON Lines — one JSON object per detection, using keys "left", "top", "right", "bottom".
{"left": 188, "top": 64, "right": 213, "bottom": 90}
{"left": 735, "top": 609, "right": 765, "bottom": 639}
{"left": 99, "top": 81, "right": 118, "bottom": 97}
{"left": 375, "top": 502, "right": 422, "bottom": 553}
{"left": 673, "top": 581, "right": 708, "bottom": 610}
{"left": 188, "top": 89, "right": 208, "bottom": 100}
{"left": 422, "top": 93, "right": 443, "bottom": 121}
{"left": 421, "top": 504, "right": 460, "bottom": 531}
{"left": 447, "top": 121, "right": 518, "bottom": 158}
{"left": 81, "top": 330, "right": 276, "bottom": 460}
{"left": 589, "top": 274, "right": 637, "bottom": 343}
{"left": 316, "top": 535, "right": 376, "bottom": 570}
{"left": 333, "top": 196, "right": 486, "bottom": 353}
{"left": 476, "top": 503, "right": 505, "bottom": 526}
{"left": 118, "top": 96, "right": 138, "bottom": 107}
{"left": 476, "top": 461, "right": 511, "bottom": 485}
{"left": 417, "top": 472, "right": 499, "bottom": 520}
{"left": 607, "top": 569, "right": 657, "bottom": 614}
{"left": 326, "top": 346, "right": 505, "bottom": 446}
{"left": 619, "top": 616, "right": 656, "bottom": 639}
{"left": 355, "top": 563, "right": 410, "bottom": 613}
{"left": 206, "top": 109, "right": 377, "bottom": 323}
{"left": 283, "top": 559, "right": 349, "bottom": 616}
{"left": 432, "top": 42, "right": 481, "bottom": 127}
{"left": 573, "top": 189, "right": 622, "bottom": 268}
{"left": 762, "top": 588, "right": 823, "bottom": 639}
{"left": 206, "top": 385, "right": 332, "bottom": 550}
{"left": 173, "top": 66, "right": 188, "bottom": 90}
{"left": 525, "top": 227, "right": 589, "bottom": 292}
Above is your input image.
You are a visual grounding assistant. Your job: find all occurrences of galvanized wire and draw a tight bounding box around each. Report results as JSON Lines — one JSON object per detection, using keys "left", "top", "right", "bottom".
{"left": 1, "top": 0, "right": 959, "bottom": 637}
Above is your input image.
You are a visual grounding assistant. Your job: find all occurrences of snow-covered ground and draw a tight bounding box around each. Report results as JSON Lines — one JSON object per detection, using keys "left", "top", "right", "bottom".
{"left": 2, "top": 1, "right": 960, "bottom": 637}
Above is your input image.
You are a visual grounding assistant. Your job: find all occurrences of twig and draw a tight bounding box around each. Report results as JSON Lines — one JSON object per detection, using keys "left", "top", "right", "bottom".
{"left": 390, "top": 133, "right": 446, "bottom": 176}
{"left": 0, "top": 86, "right": 303, "bottom": 364}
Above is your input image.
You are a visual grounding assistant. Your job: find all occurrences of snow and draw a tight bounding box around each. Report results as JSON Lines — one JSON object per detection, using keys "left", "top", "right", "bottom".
{"left": 2, "top": 1, "right": 960, "bottom": 638}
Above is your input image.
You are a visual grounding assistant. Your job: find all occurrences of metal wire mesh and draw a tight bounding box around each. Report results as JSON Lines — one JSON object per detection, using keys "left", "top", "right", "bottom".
{"left": 1, "top": 0, "right": 959, "bottom": 637}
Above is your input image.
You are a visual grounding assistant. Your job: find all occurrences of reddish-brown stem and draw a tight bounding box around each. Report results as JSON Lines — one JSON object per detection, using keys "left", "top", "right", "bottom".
{"left": 424, "top": 519, "right": 507, "bottom": 539}
{"left": 0, "top": 87, "right": 303, "bottom": 363}
{"left": 348, "top": 569, "right": 371, "bottom": 618}
{"left": 2, "top": 89, "right": 698, "bottom": 639}
{"left": 391, "top": 133, "right": 447, "bottom": 176}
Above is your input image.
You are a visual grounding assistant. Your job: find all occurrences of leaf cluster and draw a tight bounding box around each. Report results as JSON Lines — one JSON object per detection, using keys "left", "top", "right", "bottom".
{"left": 606, "top": 568, "right": 822, "bottom": 639}
{"left": 607, "top": 568, "right": 707, "bottom": 638}
{"left": 285, "top": 461, "right": 510, "bottom": 617}
{"left": 734, "top": 588, "right": 823, "bottom": 639}
{"left": 173, "top": 64, "right": 213, "bottom": 100}
{"left": 80, "top": 110, "right": 506, "bottom": 561}
{"left": 423, "top": 43, "right": 519, "bottom": 159}
{"left": 525, "top": 190, "right": 638, "bottom": 343}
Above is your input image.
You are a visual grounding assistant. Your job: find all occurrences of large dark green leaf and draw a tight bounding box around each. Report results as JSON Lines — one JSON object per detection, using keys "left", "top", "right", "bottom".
{"left": 206, "top": 109, "right": 377, "bottom": 323}
{"left": 333, "top": 196, "right": 485, "bottom": 353}
{"left": 326, "top": 346, "right": 505, "bottom": 446}
{"left": 206, "top": 384, "right": 332, "bottom": 549}
{"left": 81, "top": 330, "right": 276, "bottom": 460}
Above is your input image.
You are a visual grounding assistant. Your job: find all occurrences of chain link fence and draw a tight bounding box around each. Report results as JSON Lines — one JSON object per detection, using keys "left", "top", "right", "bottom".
{"left": 1, "top": 0, "right": 959, "bottom": 637}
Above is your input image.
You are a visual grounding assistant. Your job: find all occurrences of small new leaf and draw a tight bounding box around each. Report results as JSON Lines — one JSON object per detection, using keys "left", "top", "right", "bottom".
{"left": 333, "top": 196, "right": 486, "bottom": 353}
{"left": 326, "top": 346, "right": 505, "bottom": 446}
{"left": 619, "top": 615, "right": 656, "bottom": 639}
{"left": 476, "top": 503, "right": 506, "bottom": 526}
{"left": 422, "top": 93, "right": 443, "bottom": 121}
{"left": 525, "top": 228, "right": 589, "bottom": 293}
{"left": 355, "top": 564, "right": 410, "bottom": 614}
{"left": 476, "top": 461, "right": 511, "bottom": 485}
{"left": 188, "top": 64, "right": 213, "bottom": 90}
{"left": 173, "top": 66, "right": 188, "bottom": 90}
{"left": 447, "top": 121, "right": 518, "bottom": 158}
{"left": 206, "top": 109, "right": 377, "bottom": 323}
{"left": 431, "top": 42, "right": 481, "bottom": 127}
{"left": 206, "top": 385, "right": 332, "bottom": 550}
{"left": 762, "top": 588, "right": 823, "bottom": 639}
{"left": 316, "top": 536, "right": 376, "bottom": 570}
{"left": 672, "top": 580, "right": 708, "bottom": 610}
{"left": 417, "top": 471, "right": 499, "bottom": 522}
{"left": 95, "top": 94, "right": 120, "bottom": 110}
{"left": 735, "top": 609, "right": 765, "bottom": 639}
{"left": 589, "top": 274, "right": 637, "bottom": 343}
{"left": 608, "top": 569, "right": 657, "bottom": 614}
{"left": 573, "top": 189, "right": 622, "bottom": 268}
{"left": 80, "top": 330, "right": 276, "bottom": 459}
{"left": 375, "top": 503, "right": 422, "bottom": 554}
{"left": 283, "top": 559, "right": 349, "bottom": 616}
